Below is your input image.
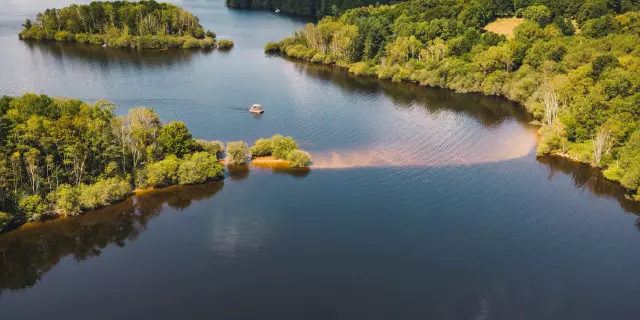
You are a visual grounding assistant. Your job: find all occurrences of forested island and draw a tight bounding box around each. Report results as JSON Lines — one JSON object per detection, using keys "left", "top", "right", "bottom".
{"left": 0, "top": 94, "right": 310, "bottom": 234}
{"left": 266, "top": 0, "right": 640, "bottom": 197}
{"left": 18, "top": 1, "right": 234, "bottom": 50}
{"left": 226, "top": 0, "right": 393, "bottom": 17}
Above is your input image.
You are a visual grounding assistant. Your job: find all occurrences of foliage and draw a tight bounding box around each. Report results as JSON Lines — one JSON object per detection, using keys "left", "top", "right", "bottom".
{"left": 177, "top": 152, "right": 224, "bottom": 185}
{"left": 158, "top": 121, "right": 197, "bottom": 157}
{"left": 227, "top": 141, "right": 251, "bottom": 165}
{"left": 196, "top": 140, "right": 225, "bottom": 158}
{"left": 0, "top": 212, "right": 10, "bottom": 233}
{"left": 0, "top": 94, "right": 230, "bottom": 234}
{"left": 226, "top": 0, "right": 391, "bottom": 18}
{"left": 250, "top": 138, "right": 274, "bottom": 156}
{"left": 271, "top": 134, "right": 299, "bottom": 159}
{"left": 217, "top": 39, "right": 234, "bottom": 49}
{"left": 18, "top": 1, "right": 221, "bottom": 50}
{"left": 286, "top": 149, "right": 311, "bottom": 167}
{"left": 145, "top": 156, "right": 181, "bottom": 187}
{"left": 266, "top": 0, "right": 640, "bottom": 193}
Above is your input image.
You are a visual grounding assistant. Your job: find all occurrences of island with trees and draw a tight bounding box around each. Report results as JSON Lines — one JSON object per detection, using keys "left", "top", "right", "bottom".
{"left": 265, "top": 0, "right": 640, "bottom": 198}
{"left": 18, "top": 0, "right": 234, "bottom": 50}
{"left": 0, "top": 94, "right": 310, "bottom": 234}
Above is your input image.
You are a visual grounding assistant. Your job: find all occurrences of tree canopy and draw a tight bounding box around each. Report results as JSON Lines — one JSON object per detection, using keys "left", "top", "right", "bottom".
{"left": 18, "top": 1, "right": 225, "bottom": 49}
{"left": 0, "top": 94, "right": 225, "bottom": 233}
{"left": 266, "top": 0, "right": 640, "bottom": 196}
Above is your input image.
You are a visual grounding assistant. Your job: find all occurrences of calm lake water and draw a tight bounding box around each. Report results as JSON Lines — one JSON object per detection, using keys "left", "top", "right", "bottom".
{"left": 2, "top": 1, "right": 640, "bottom": 319}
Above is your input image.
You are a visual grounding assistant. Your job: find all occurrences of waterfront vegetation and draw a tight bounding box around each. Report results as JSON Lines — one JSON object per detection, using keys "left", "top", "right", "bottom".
{"left": 226, "top": 0, "right": 392, "bottom": 18}
{"left": 266, "top": 0, "right": 640, "bottom": 195}
{"left": 18, "top": 1, "right": 233, "bottom": 50}
{"left": 250, "top": 134, "right": 311, "bottom": 167}
{"left": 0, "top": 94, "right": 226, "bottom": 233}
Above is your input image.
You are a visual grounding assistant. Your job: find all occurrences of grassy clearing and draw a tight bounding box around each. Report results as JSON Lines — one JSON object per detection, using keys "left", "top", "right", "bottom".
{"left": 483, "top": 18, "right": 525, "bottom": 39}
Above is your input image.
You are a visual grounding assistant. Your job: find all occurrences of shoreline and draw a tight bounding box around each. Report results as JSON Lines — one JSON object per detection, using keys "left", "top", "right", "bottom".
{"left": 271, "top": 52, "right": 637, "bottom": 199}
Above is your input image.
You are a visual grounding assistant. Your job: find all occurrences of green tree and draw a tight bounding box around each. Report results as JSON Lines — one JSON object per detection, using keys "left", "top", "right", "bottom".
{"left": 159, "top": 121, "right": 197, "bottom": 158}
{"left": 227, "top": 141, "right": 251, "bottom": 165}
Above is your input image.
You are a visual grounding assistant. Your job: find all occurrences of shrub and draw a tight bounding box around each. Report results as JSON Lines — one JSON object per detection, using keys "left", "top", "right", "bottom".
{"left": 54, "top": 31, "right": 74, "bottom": 41}
{"left": 206, "top": 30, "right": 216, "bottom": 39}
{"left": 251, "top": 138, "right": 273, "bottom": 156}
{"left": 196, "top": 140, "right": 225, "bottom": 158}
{"left": 0, "top": 212, "right": 11, "bottom": 233}
{"left": 200, "top": 37, "right": 215, "bottom": 49}
{"left": 178, "top": 152, "right": 224, "bottom": 185}
{"left": 217, "top": 39, "right": 234, "bottom": 49}
{"left": 227, "top": 141, "right": 251, "bottom": 165}
{"left": 52, "top": 184, "right": 80, "bottom": 216}
{"left": 78, "top": 178, "right": 131, "bottom": 210}
{"left": 265, "top": 41, "right": 281, "bottom": 52}
{"left": 311, "top": 53, "right": 325, "bottom": 63}
{"left": 18, "top": 195, "right": 47, "bottom": 222}
{"left": 286, "top": 149, "right": 311, "bottom": 167}
{"left": 146, "top": 156, "right": 181, "bottom": 187}
{"left": 183, "top": 37, "right": 201, "bottom": 49}
{"left": 271, "top": 134, "right": 299, "bottom": 159}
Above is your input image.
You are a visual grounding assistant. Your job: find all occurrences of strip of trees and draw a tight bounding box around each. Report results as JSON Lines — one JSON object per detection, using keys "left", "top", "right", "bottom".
{"left": 226, "top": 0, "right": 392, "bottom": 18}
{"left": 266, "top": 0, "right": 640, "bottom": 197}
{"left": 0, "top": 94, "right": 225, "bottom": 233}
{"left": 18, "top": 1, "right": 230, "bottom": 49}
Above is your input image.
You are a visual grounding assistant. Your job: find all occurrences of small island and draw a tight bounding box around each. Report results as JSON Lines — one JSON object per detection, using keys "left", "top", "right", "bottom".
{"left": 0, "top": 94, "right": 309, "bottom": 234}
{"left": 18, "top": 0, "right": 234, "bottom": 50}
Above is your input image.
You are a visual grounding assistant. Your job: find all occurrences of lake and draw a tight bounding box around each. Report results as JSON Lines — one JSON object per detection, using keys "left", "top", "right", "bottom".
{"left": 1, "top": 1, "right": 640, "bottom": 319}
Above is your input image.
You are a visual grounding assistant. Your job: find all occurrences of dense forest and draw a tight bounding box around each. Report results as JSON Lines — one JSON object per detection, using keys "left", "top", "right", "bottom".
{"left": 18, "top": 1, "right": 229, "bottom": 49}
{"left": 226, "top": 0, "right": 393, "bottom": 17}
{"left": 0, "top": 94, "right": 226, "bottom": 233}
{"left": 266, "top": 0, "right": 640, "bottom": 196}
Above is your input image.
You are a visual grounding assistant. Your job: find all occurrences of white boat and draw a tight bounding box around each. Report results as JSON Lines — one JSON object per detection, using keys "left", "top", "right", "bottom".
{"left": 249, "top": 104, "right": 264, "bottom": 114}
{"left": 275, "top": 9, "right": 281, "bottom": 13}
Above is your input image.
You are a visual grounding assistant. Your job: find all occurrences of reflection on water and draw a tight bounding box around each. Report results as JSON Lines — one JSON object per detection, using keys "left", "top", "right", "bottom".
{"left": 22, "top": 40, "right": 212, "bottom": 68}
{"left": 287, "top": 58, "right": 534, "bottom": 127}
{"left": 538, "top": 156, "right": 640, "bottom": 215}
{"left": 0, "top": 181, "right": 223, "bottom": 291}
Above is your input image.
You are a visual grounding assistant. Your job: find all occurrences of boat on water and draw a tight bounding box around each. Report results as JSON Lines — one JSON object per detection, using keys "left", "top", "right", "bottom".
{"left": 249, "top": 104, "right": 264, "bottom": 114}
{"left": 275, "top": 9, "right": 281, "bottom": 13}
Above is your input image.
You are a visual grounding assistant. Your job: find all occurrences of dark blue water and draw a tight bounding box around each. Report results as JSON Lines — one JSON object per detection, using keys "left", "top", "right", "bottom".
{"left": 1, "top": 1, "right": 640, "bottom": 319}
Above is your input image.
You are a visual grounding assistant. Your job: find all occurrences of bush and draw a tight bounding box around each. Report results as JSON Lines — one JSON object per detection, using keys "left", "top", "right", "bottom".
{"left": 196, "top": 140, "right": 225, "bottom": 158}
{"left": 265, "top": 41, "right": 281, "bottom": 52}
{"left": 206, "top": 30, "right": 216, "bottom": 39}
{"left": 146, "top": 156, "right": 181, "bottom": 187}
{"left": 227, "top": 141, "right": 251, "bottom": 165}
{"left": 54, "top": 31, "right": 74, "bottom": 41}
{"left": 286, "top": 149, "right": 311, "bottom": 167}
{"left": 52, "top": 184, "right": 80, "bottom": 216}
{"left": 183, "top": 37, "right": 202, "bottom": 49}
{"left": 271, "top": 134, "right": 299, "bottom": 159}
{"left": 178, "top": 152, "right": 224, "bottom": 185}
{"left": 18, "top": 195, "right": 47, "bottom": 222}
{"left": 0, "top": 212, "right": 12, "bottom": 232}
{"left": 251, "top": 138, "right": 274, "bottom": 156}
{"left": 217, "top": 39, "right": 234, "bottom": 49}
{"left": 78, "top": 178, "right": 131, "bottom": 210}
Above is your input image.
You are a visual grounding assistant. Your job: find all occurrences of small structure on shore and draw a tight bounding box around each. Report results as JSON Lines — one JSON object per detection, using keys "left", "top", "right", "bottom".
{"left": 249, "top": 104, "right": 264, "bottom": 114}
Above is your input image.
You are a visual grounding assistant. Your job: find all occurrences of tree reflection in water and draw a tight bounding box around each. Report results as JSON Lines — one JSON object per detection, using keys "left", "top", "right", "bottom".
{"left": 0, "top": 181, "right": 224, "bottom": 291}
